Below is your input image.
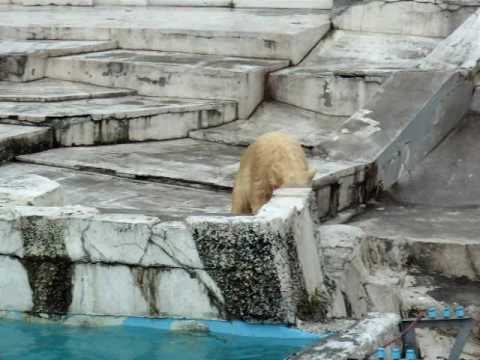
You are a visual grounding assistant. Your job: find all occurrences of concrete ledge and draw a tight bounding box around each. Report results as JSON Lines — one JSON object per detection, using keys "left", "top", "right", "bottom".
{"left": 289, "top": 313, "right": 400, "bottom": 360}
{"left": 0, "top": 174, "right": 63, "bottom": 206}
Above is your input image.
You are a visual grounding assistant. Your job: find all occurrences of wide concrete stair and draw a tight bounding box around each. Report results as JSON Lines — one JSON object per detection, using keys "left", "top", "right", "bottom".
{"left": 45, "top": 50, "right": 287, "bottom": 119}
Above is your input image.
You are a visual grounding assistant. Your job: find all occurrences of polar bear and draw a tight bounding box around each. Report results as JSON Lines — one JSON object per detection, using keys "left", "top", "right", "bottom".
{"left": 231, "top": 132, "right": 316, "bottom": 215}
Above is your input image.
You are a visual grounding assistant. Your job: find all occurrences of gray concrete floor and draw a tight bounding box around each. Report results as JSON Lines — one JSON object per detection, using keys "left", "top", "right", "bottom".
{"left": 0, "top": 162, "right": 232, "bottom": 219}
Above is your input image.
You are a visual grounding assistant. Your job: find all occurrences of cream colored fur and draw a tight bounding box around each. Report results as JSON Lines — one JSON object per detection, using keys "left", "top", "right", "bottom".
{"left": 231, "top": 132, "right": 316, "bottom": 215}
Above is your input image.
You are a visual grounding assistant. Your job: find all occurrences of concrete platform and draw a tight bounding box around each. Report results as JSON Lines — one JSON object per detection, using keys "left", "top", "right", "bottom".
{"left": 0, "top": 95, "right": 237, "bottom": 146}
{"left": 0, "top": 79, "right": 135, "bottom": 102}
{"left": 190, "top": 101, "right": 345, "bottom": 150}
{"left": 17, "top": 139, "right": 244, "bottom": 189}
{"left": 0, "top": 163, "right": 231, "bottom": 219}
{"left": 0, "top": 40, "right": 116, "bottom": 81}
{"left": 351, "top": 204, "right": 480, "bottom": 280}
{"left": 0, "top": 123, "right": 52, "bottom": 161}
{"left": 268, "top": 31, "right": 439, "bottom": 116}
{"left": 0, "top": 6, "right": 331, "bottom": 64}
{"left": 46, "top": 49, "right": 287, "bottom": 119}
{"left": 390, "top": 114, "right": 480, "bottom": 208}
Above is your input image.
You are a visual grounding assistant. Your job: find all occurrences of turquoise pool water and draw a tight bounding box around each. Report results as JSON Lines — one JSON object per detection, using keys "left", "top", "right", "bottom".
{"left": 0, "top": 320, "right": 317, "bottom": 360}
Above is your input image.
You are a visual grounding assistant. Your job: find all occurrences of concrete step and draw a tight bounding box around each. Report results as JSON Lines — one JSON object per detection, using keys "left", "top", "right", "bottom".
{"left": 0, "top": 6, "right": 331, "bottom": 64}
{"left": 8, "top": 0, "right": 332, "bottom": 8}
{"left": 268, "top": 31, "right": 440, "bottom": 116}
{"left": 0, "top": 123, "right": 53, "bottom": 162}
{"left": 0, "top": 39, "right": 116, "bottom": 81}
{"left": 17, "top": 139, "right": 244, "bottom": 189}
{"left": 16, "top": 137, "right": 335, "bottom": 191}
{"left": 0, "top": 79, "right": 135, "bottom": 102}
{"left": 46, "top": 50, "right": 287, "bottom": 119}
{"left": 351, "top": 204, "right": 480, "bottom": 282}
{"left": 0, "top": 162, "right": 231, "bottom": 219}
{"left": 190, "top": 101, "right": 345, "bottom": 152}
{"left": 0, "top": 91, "right": 237, "bottom": 146}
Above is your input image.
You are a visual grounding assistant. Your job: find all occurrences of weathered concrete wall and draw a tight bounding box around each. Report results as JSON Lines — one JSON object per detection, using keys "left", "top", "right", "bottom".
{"left": 0, "top": 186, "right": 328, "bottom": 323}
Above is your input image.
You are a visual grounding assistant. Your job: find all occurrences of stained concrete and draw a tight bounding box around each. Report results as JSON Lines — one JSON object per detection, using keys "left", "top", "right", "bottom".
{"left": 390, "top": 114, "right": 480, "bottom": 207}
{"left": 0, "top": 6, "right": 331, "bottom": 63}
{"left": 0, "top": 79, "right": 135, "bottom": 102}
{"left": 17, "top": 139, "right": 243, "bottom": 189}
{"left": 0, "top": 163, "right": 231, "bottom": 219}
{"left": 190, "top": 101, "right": 345, "bottom": 150}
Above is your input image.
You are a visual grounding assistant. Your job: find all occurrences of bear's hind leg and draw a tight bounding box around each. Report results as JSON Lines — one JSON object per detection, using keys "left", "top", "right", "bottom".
{"left": 231, "top": 184, "right": 251, "bottom": 215}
